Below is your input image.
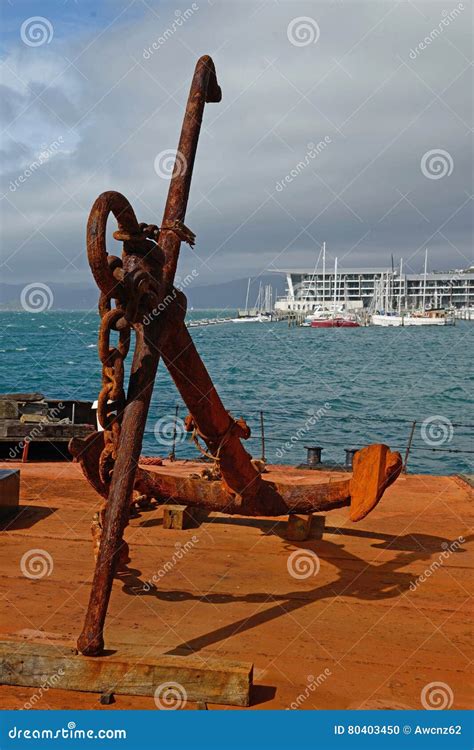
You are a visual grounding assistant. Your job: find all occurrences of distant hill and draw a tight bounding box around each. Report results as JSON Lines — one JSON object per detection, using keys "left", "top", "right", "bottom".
{"left": 187, "top": 275, "right": 286, "bottom": 310}
{"left": 0, "top": 275, "right": 286, "bottom": 311}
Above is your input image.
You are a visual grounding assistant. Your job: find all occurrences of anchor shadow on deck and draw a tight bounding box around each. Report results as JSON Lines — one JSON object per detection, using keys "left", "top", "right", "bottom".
{"left": 115, "top": 529, "right": 468, "bottom": 656}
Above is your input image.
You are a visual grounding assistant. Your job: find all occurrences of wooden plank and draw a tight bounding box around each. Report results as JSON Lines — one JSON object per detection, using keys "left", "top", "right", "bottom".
{"left": 0, "top": 639, "right": 253, "bottom": 707}
{"left": 285, "top": 513, "right": 312, "bottom": 541}
{"left": 285, "top": 513, "right": 325, "bottom": 541}
{"left": 0, "top": 401, "right": 19, "bottom": 419}
{"left": 0, "top": 393, "right": 44, "bottom": 402}
{"left": 162, "top": 504, "right": 207, "bottom": 530}
{"left": 0, "top": 469, "right": 19, "bottom": 517}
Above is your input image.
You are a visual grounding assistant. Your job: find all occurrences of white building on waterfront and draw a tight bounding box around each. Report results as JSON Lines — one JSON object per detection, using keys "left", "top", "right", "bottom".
{"left": 273, "top": 266, "right": 474, "bottom": 313}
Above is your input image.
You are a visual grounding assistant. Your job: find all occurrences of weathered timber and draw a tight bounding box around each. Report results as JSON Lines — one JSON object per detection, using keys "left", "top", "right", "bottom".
{"left": 285, "top": 513, "right": 326, "bottom": 541}
{"left": 0, "top": 393, "right": 44, "bottom": 402}
{"left": 162, "top": 504, "right": 207, "bottom": 530}
{"left": 285, "top": 513, "right": 313, "bottom": 541}
{"left": 0, "top": 469, "right": 19, "bottom": 517}
{"left": 0, "top": 639, "right": 253, "bottom": 707}
{"left": 0, "top": 402, "right": 19, "bottom": 419}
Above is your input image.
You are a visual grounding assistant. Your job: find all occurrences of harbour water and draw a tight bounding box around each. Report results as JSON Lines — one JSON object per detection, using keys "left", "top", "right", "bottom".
{"left": 1, "top": 310, "right": 472, "bottom": 475}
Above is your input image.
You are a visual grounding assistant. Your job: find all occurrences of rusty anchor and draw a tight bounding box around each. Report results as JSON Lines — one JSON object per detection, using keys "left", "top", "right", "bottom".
{"left": 70, "top": 56, "right": 402, "bottom": 657}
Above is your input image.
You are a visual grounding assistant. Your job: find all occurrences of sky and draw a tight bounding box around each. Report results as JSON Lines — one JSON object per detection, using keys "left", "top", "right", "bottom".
{"left": 0, "top": 0, "right": 472, "bottom": 292}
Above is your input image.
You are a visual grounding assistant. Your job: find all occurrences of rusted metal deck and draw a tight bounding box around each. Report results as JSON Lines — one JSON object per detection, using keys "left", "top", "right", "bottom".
{"left": 0, "top": 460, "right": 472, "bottom": 710}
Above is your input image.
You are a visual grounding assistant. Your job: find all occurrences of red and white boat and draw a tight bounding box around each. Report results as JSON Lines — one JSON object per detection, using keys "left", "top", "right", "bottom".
{"left": 310, "top": 316, "right": 360, "bottom": 328}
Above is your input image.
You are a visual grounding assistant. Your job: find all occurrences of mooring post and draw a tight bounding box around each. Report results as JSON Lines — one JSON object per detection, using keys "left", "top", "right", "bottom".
{"left": 344, "top": 448, "right": 358, "bottom": 469}
{"left": 305, "top": 445, "right": 323, "bottom": 467}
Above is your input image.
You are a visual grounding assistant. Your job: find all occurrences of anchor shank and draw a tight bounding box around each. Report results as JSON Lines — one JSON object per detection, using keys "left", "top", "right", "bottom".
{"left": 160, "top": 55, "right": 221, "bottom": 287}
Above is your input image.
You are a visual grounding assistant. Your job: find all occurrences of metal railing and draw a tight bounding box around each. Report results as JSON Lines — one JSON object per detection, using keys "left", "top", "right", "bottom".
{"left": 144, "top": 405, "right": 473, "bottom": 474}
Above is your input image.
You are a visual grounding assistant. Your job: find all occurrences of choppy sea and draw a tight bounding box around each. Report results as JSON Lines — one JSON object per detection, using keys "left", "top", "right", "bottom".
{"left": 1, "top": 310, "right": 472, "bottom": 475}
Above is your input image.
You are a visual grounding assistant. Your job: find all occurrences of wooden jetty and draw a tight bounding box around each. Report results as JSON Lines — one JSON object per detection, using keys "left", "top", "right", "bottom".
{"left": 0, "top": 460, "right": 471, "bottom": 709}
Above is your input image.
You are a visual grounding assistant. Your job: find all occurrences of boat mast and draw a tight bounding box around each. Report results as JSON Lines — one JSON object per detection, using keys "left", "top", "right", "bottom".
{"left": 398, "top": 257, "right": 403, "bottom": 315}
{"left": 333, "top": 256, "right": 338, "bottom": 318}
{"left": 422, "top": 249, "right": 428, "bottom": 311}
{"left": 306, "top": 244, "right": 323, "bottom": 310}
{"left": 245, "top": 277, "right": 251, "bottom": 315}
{"left": 322, "top": 241, "right": 326, "bottom": 306}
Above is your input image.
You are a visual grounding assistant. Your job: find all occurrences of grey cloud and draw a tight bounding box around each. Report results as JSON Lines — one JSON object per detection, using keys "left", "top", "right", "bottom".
{"left": 1, "top": 0, "right": 472, "bottom": 292}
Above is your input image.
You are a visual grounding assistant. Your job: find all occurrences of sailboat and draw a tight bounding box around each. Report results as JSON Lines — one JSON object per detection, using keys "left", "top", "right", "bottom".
{"left": 310, "top": 256, "right": 360, "bottom": 328}
{"left": 371, "top": 252, "right": 454, "bottom": 327}
{"left": 231, "top": 278, "right": 273, "bottom": 323}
